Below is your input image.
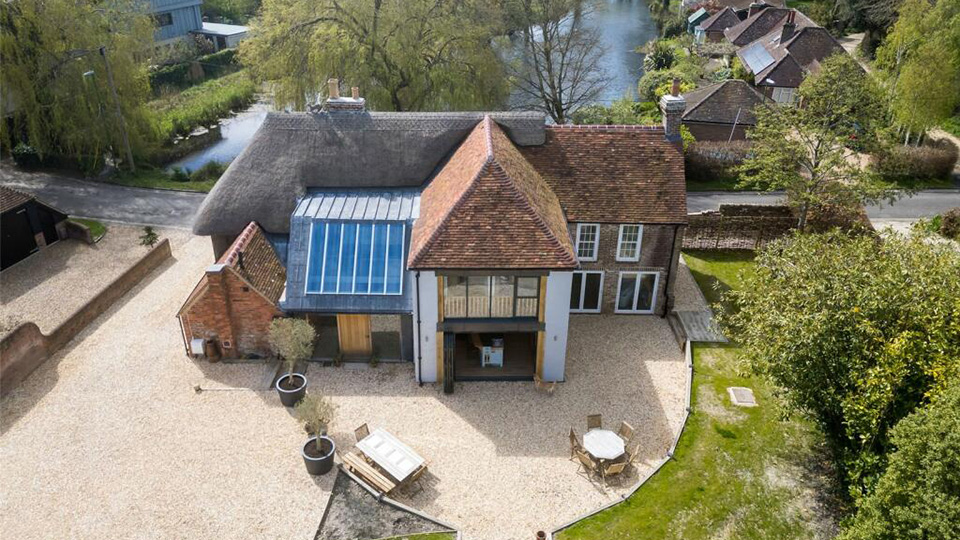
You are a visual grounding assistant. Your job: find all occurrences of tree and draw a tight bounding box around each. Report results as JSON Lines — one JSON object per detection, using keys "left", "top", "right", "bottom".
{"left": 838, "top": 382, "right": 960, "bottom": 540}
{"left": 738, "top": 53, "right": 897, "bottom": 230}
{"left": 719, "top": 231, "right": 960, "bottom": 499}
{"left": 240, "top": 0, "right": 507, "bottom": 111}
{"left": 0, "top": 0, "right": 155, "bottom": 169}
{"left": 875, "top": 0, "right": 960, "bottom": 143}
{"left": 572, "top": 97, "right": 660, "bottom": 125}
{"left": 268, "top": 318, "right": 316, "bottom": 375}
{"left": 505, "top": 0, "right": 610, "bottom": 124}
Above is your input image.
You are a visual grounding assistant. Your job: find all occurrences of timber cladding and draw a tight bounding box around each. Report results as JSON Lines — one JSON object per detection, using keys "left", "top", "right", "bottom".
{"left": 0, "top": 239, "right": 173, "bottom": 397}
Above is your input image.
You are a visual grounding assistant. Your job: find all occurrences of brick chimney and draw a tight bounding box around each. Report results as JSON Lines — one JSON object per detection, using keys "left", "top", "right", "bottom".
{"left": 748, "top": 1, "right": 766, "bottom": 18}
{"left": 324, "top": 78, "right": 366, "bottom": 112}
{"left": 659, "top": 78, "right": 686, "bottom": 145}
{"left": 780, "top": 10, "right": 796, "bottom": 41}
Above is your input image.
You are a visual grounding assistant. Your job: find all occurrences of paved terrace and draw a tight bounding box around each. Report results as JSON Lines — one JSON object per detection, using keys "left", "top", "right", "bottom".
{"left": 1, "top": 234, "right": 687, "bottom": 540}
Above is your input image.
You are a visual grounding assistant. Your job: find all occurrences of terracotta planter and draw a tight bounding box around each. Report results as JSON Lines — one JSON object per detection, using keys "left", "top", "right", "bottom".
{"left": 275, "top": 373, "right": 307, "bottom": 407}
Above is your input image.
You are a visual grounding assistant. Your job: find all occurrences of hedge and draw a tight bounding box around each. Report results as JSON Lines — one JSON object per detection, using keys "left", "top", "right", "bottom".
{"left": 871, "top": 140, "right": 958, "bottom": 182}
{"left": 149, "top": 49, "right": 240, "bottom": 94}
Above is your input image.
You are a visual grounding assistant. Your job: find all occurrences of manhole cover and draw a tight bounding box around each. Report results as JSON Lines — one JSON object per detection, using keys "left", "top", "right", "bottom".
{"left": 728, "top": 387, "right": 757, "bottom": 407}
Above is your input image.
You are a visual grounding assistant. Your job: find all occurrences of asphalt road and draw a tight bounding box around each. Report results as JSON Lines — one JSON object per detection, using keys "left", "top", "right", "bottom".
{"left": 3, "top": 166, "right": 959, "bottom": 229}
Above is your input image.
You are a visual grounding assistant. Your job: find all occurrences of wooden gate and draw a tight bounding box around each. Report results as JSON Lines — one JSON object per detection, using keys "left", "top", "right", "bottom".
{"left": 336, "top": 314, "right": 372, "bottom": 358}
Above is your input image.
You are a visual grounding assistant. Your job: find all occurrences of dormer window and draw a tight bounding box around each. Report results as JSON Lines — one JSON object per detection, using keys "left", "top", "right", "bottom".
{"left": 575, "top": 223, "right": 599, "bottom": 261}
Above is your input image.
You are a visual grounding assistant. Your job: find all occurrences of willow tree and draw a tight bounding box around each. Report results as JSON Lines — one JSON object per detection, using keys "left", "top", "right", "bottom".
{"left": 240, "top": 0, "right": 508, "bottom": 111}
{"left": 0, "top": 0, "right": 155, "bottom": 168}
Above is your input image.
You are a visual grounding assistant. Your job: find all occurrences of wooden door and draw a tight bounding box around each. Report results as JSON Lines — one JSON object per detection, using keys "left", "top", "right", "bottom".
{"left": 337, "top": 314, "right": 372, "bottom": 358}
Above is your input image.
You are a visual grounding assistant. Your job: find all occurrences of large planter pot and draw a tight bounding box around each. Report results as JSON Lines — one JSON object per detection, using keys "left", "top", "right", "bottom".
{"left": 275, "top": 373, "right": 307, "bottom": 407}
{"left": 302, "top": 435, "right": 336, "bottom": 475}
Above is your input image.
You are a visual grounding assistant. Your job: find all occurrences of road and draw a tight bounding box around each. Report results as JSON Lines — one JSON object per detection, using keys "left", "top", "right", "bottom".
{"left": 3, "top": 166, "right": 959, "bottom": 229}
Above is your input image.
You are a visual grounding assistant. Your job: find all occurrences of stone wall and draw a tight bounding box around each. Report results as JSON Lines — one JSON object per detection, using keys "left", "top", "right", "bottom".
{"left": 683, "top": 205, "right": 797, "bottom": 251}
{"left": 0, "top": 239, "right": 172, "bottom": 396}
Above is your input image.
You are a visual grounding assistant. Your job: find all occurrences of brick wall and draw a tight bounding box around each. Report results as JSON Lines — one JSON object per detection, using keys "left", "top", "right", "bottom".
{"left": 569, "top": 223, "right": 683, "bottom": 316}
{"left": 181, "top": 267, "right": 281, "bottom": 359}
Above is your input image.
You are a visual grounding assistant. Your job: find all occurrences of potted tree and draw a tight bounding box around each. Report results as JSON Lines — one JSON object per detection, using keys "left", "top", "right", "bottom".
{"left": 295, "top": 394, "right": 337, "bottom": 475}
{"left": 269, "top": 318, "right": 316, "bottom": 407}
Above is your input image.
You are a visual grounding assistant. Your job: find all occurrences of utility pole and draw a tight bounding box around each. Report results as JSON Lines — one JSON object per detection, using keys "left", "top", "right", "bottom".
{"left": 99, "top": 46, "right": 135, "bottom": 172}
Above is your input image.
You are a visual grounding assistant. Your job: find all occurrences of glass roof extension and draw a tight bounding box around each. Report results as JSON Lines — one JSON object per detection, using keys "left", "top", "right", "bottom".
{"left": 304, "top": 221, "right": 405, "bottom": 295}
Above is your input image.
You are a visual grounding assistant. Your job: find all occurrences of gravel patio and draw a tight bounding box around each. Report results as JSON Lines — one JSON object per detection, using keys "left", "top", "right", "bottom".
{"left": 1, "top": 233, "right": 688, "bottom": 540}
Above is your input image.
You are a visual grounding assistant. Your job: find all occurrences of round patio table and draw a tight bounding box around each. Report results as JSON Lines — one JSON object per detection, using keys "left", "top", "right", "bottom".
{"left": 582, "top": 428, "right": 625, "bottom": 461}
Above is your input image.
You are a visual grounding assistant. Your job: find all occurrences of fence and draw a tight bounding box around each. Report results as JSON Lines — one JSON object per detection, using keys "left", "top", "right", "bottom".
{"left": 0, "top": 240, "right": 172, "bottom": 397}
{"left": 683, "top": 204, "right": 797, "bottom": 251}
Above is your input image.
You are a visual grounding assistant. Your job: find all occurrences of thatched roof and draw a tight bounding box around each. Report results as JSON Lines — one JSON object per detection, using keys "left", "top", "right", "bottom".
{"left": 192, "top": 111, "right": 546, "bottom": 236}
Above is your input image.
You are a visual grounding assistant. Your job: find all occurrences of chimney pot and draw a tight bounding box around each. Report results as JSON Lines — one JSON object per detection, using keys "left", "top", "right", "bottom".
{"left": 327, "top": 78, "right": 340, "bottom": 99}
{"left": 659, "top": 81, "right": 686, "bottom": 145}
{"left": 351, "top": 87, "right": 359, "bottom": 99}
{"left": 671, "top": 78, "right": 681, "bottom": 97}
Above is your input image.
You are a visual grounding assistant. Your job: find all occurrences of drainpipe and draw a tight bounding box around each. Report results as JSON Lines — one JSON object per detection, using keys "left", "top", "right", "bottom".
{"left": 663, "top": 224, "right": 681, "bottom": 318}
{"left": 415, "top": 271, "right": 423, "bottom": 386}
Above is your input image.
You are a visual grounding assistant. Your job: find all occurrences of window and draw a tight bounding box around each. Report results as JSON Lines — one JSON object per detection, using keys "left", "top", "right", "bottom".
{"left": 772, "top": 87, "right": 797, "bottom": 105}
{"left": 305, "top": 221, "right": 405, "bottom": 295}
{"left": 615, "top": 272, "right": 660, "bottom": 314}
{"left": 575, "top": 223, "right": 599, "bottom": 261}
{"left": 443, "top": 275, "right": 540, "bottom": 318}
{"left": 153, "top": 13, "right": 173, "bottom": 26}
{"left": 569, "top": 271, "right": 603, "bottom": 313}
{"left": 616, "top": 224, "right": 643, "bottom": 262}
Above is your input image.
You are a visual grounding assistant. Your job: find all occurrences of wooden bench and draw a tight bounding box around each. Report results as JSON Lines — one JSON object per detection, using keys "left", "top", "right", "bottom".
{"left": 341, "top": 452, "right": 397, "bottom": 495}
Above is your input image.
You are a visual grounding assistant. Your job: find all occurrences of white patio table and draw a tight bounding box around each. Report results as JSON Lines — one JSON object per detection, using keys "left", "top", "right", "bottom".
{"left": 582, "top": 428, "right": 625, "bottom": 461}
{"left": 356, "top": 428, "right": 426, "bottom": 483}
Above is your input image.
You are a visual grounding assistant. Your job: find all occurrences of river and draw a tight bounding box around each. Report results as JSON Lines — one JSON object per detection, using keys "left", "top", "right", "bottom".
{"left": 169, "top": 0, "right": 659, "bottom": 171}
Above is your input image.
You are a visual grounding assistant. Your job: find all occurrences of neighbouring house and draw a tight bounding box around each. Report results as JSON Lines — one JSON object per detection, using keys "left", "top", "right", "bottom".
{"left": 182, "top": 82, "right": 687, "bottom": 391}
{"left": 193, "top": 22, "right": 249, "bottom": 52}
{"left": 681, "top": 79, "right": 768, "bottom": 140}
{"left": 0, "top": 186, "right": 68, "bottom": 271}
{"left": 736, "top": 11, "right": 845, "bottom": 104}
{"left": 696, "top": 7, "right": 742, "bottom": 43}
{"left": 149, "top": 0, "right": 203, "bottom": 45}
{"left": 687, "top": 8, "right": 711, "bottom": 35}
{"left": 724, "top": 6, "right": 815, "bottom": 47}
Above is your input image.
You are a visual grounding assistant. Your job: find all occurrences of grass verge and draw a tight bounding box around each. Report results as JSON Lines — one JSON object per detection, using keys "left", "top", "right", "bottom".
{"left": 685, "top": 178, "right": 742, "bottom": 192}
{"left": 557, "top": 251, "right": 838, "bottom": 540}
{"left": 103, "top": 167, "right": 217, "bottom": 192}
{"left": 69, "top": 218, "right": 106, "bottom": 241}
{"left": 150, "top": 70, "right": 256, "bottom": 139}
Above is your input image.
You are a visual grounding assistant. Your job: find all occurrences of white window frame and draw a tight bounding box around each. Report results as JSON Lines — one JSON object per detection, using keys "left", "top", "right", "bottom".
{"left": 614, "top": 271, "right": 660, "bottom": 314}
{"left": 570, "top": 271, "right": 604, "bottom": 314}
{"left": 575, "top": 223, "right": 599, "bottom": 262}
{"left": 615, "top": 224, "right": 643, "bottom": 262}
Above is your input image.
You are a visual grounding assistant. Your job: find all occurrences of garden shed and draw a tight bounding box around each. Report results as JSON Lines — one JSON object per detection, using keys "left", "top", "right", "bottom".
{"left": 0, "top": 186, "right": 68, "bottom": 271}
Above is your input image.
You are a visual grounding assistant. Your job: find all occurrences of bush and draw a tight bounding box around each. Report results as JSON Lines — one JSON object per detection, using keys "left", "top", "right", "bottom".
{"left": 149, "top": 49, "right": 241, "bottom": 94}
{"left": 139, "top": 226, "right": 159, "bottom": 248}
{"left": 642, "top": 40, "right": 676, "bottom": 72}
{"left": 871, "top": 140, "right": 959, "bottom": 182}
{"left": 189, "top": 160, "right": 228, "bottom": 182}
{"left": 169, "top": 167, "right": 191, "bottom": 182}
{"left": 939, "top": 207, "right": 960, "bottom": 240}
{"left": 572, "top": 98, "right": 660, "bottom": 125}
{"left": 152, "top": 71, "right": 256, "bottom": 139}
{"left": 11, "top": 143, "right": 40, "bottom": 167}
{"left": 685, "top": 141, "right": 752, "bottom": 185}
{"left": 660, "top": 16, "right": 685, "bottom": 38}
{"left": 838, "top": 383, "right": 960, "bottom": 540}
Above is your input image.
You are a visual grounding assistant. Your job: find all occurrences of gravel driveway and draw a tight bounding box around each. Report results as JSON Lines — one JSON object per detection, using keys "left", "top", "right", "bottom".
{"left": 2, "top": 233, "right": 687, "bottom": 540}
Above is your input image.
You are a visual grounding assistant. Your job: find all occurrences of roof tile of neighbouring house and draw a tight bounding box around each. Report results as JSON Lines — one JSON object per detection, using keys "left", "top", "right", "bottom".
{"left": 0, "top": 185, "right": 35, "bottom": 213}
{"left": 746, "top": 26, "right": 846, "bottom": 86}
{"left": 519, "top": 126, "right": 687, "bottom": 224}
{"left": 217, "top": 221, "right": 286, "bottom": 304}
{"left": 682, "top": 80, "right": 768, "bottom": 125}
{"left": 724, "top": 7, "right": 813, "bottom": 45}
{"left": 699, "top": 7, "right": 741, "bottom": 33}
{"left": 711, "top": 0, "right": 784, "bottom": 9}
{"left": 408, "top": 116, "right": 577, "bottom": 270}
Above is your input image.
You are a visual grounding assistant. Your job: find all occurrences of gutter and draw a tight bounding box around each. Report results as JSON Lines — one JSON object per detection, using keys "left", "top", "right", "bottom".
{"left": 663, "top": 224, "right": 681, "bottom": 318}
{"left": 415, "top": 271, "right": 423, "bottom": 386}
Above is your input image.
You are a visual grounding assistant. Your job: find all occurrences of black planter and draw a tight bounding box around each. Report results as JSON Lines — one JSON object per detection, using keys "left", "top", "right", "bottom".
{"left": 275, "top": 373, "right": 307, "bottom": 407}
{"left": 302, "top": 436, "right": 336, "bottom": 475}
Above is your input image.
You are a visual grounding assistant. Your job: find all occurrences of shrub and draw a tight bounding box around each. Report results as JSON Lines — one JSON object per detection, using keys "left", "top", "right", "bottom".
{"left": 152, "top": 71, "right": 256, "bottom": 139}
{"left": 572, "top": 98, "right": 660, "bottom": 125}
{"left": 189, "top": 160, "right": 228, "bottom": 182}
{"left": 294, "top": 394, "right": 337, "bottom": 439}
{"left": 939, "top": 207, "right": 960, "bottom": 240}
{"left": 660, "top": 16, "right": 685, "bottom": 38}
{"left": 139, "top": 226, "right": 159, "bottom": 248}
{"left": 169, "top": 167, "right": 191, "bottom": 182}
{"left": 11, "top": 143, "right": 40, "bottom": 167}
{"left": 871, "top": 140, "right": 959, "bottom": 182}
{"left": 642, "top": 40, "right": 676, "bottom": 72}
{"left": 731, "top": 57, "right": 752, "bottom": 82}
{"left": 685, "top": 141, "right": 752, "bottom": 185}
{"left": 268, "top": 318, "right": 316, "bottom": 375}
{"left": 148, "top": 49, "right": 241, "bottom": 94}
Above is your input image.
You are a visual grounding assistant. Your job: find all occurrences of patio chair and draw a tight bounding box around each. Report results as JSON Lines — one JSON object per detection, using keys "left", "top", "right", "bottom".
{"left": 576, "top": 450, "right": 600, "bottom": 481}
{"left": 617, "top": 421, "right": 635, "bottom": 443}
{"left": 354, "top": 423, "right": 370, "bottom": 442}
{"left": 568, "top": 428, "right": 582, "bottom": 460}
{"left": 401, "top": 463, "right": 428, "bottom": 496}
{"left": 587, "top": 414, "right": 602, "bottom": 431}
{"left": 602, "top": 461, "right": 628, "bottom": 486}
{"left": 625, "top": 442, "right": 642, "bottom": 468}
{"left": 534, "top": 374, "right": 556, "bottom": 394}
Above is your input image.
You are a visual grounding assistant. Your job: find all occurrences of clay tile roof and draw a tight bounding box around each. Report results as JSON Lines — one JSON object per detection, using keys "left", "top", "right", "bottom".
{"left": 745, "top": 26, "right": 846, "bottom": 87}
{"left": 725, "top": 7, "right": 813, "bottom": 46}
{"left": 218, "top": 221, "right": 286, "bottom": 303}
{"left": 408, "top": 116, "right": 577, "bottom": 270}
{"left": 0, "top": 185, "right": 35, "bottom": 213}
{"left": 699, "top": 7, "right": 740, "bottom": 33}
{"left": 519, "top": 126, "right": 687, "bottom": 224}
{"left": 714, "top": 0, "right": 784, "bottom": 8}
{"left": 682, "top": 80, "right": 768, "bottom": 125}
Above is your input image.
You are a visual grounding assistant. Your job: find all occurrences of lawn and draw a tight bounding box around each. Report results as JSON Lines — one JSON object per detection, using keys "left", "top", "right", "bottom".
{"left": 103, "top": 167, "right": 217, "bottom": 192}
{"left": 557, "top": 251, "right": 838, "bottom": 540}
{"left": 685, "top": 177, "right": 742, "bottom": 192}
{"left": 68, "top": 218, "right": 106, "bottom": 241}
{"left": 150, "top": 70, "right": 256, "bottom": 140}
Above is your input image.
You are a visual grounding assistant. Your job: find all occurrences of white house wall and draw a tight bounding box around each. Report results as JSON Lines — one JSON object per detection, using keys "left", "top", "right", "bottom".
{"left": 413, "top": 271, "right": 439, "bottom": 383}
{"left": 542, "top": 271, "right": 572, "bottom": 382}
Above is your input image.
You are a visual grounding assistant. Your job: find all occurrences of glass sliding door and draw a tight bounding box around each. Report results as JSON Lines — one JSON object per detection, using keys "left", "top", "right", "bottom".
{"left": 570, "top": 271, "right": 603, "bottom": 313}
{"left": 615, "top": 271, "right": 660, "bottom": 314}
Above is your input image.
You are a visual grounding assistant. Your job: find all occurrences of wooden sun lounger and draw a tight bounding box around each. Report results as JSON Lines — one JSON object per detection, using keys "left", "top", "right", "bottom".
{"left": 342, "top": 451, "right": 397, "bottom": 495}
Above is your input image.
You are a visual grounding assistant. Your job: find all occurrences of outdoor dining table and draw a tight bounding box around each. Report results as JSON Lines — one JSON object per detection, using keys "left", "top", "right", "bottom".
{"left": 355, "top": 428, "right": 426, "bottom": 483}
{"left": 582, "top": 428, "right": 625, "bottom": 461}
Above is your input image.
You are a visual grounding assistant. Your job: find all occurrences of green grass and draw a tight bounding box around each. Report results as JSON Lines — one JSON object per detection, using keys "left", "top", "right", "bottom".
{"left": 942, "top": 115, "right": 960, "bottom": 139}
{"left": 685, "top": 177, "right": 743, "bottom": 191}
{"left": 150, "top": 70, "right": 256, "bottom": 139}
{"left": 103, "top": 167, "right": 217, "bottom": 192}
{"left": 558, "top": 251, "right": 835, "bottom": 540}
{"left": 69, "top": 218, "right": 106, "bottom": 241}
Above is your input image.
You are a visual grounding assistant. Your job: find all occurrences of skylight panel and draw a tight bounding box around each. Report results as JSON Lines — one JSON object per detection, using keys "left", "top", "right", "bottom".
{"left": 742, "top": 42, "right": 774, "bottom": 73}
{"left": 305, "top": 221, "right": 405, "bottom": 295}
